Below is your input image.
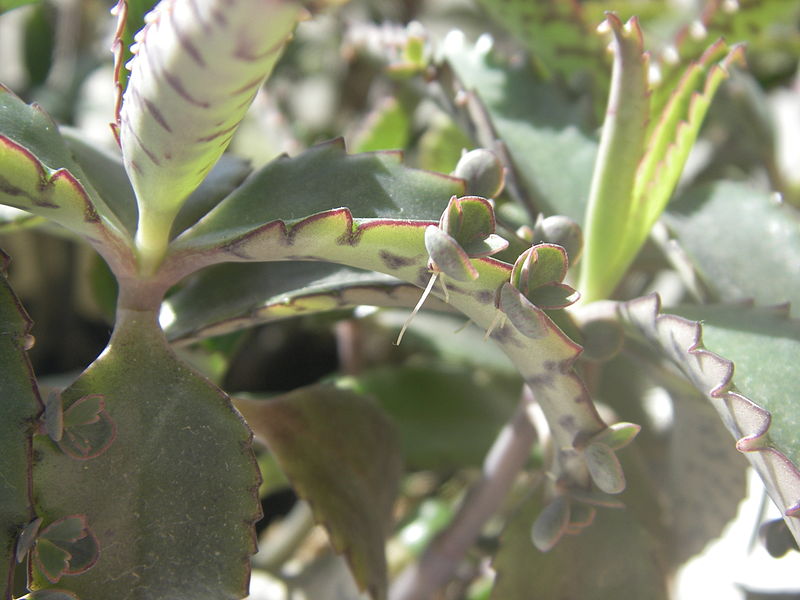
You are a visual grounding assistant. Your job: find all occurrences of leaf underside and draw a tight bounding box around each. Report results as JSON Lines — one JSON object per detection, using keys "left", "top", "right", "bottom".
{"left": 235, "top": 385, "right": 403, "bottom": 600}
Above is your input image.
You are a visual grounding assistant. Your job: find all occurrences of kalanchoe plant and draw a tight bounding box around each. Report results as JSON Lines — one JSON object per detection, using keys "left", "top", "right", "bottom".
{"left": 1, "top": 0, "right": 799, "bottom": 599}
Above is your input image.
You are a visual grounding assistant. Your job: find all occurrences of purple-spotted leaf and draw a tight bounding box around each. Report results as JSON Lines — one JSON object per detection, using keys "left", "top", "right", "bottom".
{"left": 424, "top": 226, "right": 478, "bottom": 282}
{"left": 234, "top": 385, "right": 402, "bottom": 600}
{"left": 119, "top": 0, "right": 308, "bottom": 270}
{"left": 531, "top": 495, "right": 570, "bottom": 552}
{"left": 0, "top": 250, "right": 41, "bottom": 596}
{"left": 167, "top": 143, "right": 614, "bottom": 518}
{"left": 498, "top": 283, "right": 548, "bottom": 339}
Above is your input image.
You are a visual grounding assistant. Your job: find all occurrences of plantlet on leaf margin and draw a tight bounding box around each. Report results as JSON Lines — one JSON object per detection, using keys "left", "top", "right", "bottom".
{"left": 395, "top": 195, "right": 508, "bottom": 344}
{"left": 490, "top": 243, "right": 580, "bottom": 340}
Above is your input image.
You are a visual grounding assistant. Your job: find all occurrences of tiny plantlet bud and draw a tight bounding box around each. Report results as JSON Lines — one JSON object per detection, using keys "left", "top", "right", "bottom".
{"left": 532, "top": 495, "right": 570, "bottom": 552}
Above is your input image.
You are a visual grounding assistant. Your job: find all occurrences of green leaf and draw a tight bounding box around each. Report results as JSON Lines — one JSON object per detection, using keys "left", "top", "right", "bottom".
{"left": 168, "top": 146, "right": 617, "bottom": 512}
{"left": 619, "top": 295, "right": 800, "bottom": 546}
{"left": 578, "top": 14, "right": 650, "bottom": 303}
{"left": 235, "top": 385, "right": 403, "bottom": 600}
{"left": 0, "top": 87, "right": 134, "bottom": 273}
{"left": 0, "top": 250, "right": 40, "bottom": 597}
{"left": 173, "top": 140, "right": 464, "bottom": 248}
{"left": 0, "top": 0, "right": 39, "bottom": 14}
{"left": 632, "top": 42, "right": 744, "bottom": 249}
{"left": 443, "top": 34, "right": 597, "bottom": 222}
{"left": 665, "top": 180, "right": 800, "bottom": 309}
{"left": 474, "top": 0, "right": 605, "bottom": 82}
{"left": 336, "top": 364, "right": 518, "bottom": 471}
{"left": 31, "top": 310, "right": 261, "bottom": 598}
{"left": 352, "top": 97, "right": 411, "bottom": 154}
{"left": 492, "top": 491, "right": 669, "bottom": 600}
{"left": 163, "top": 262, "right": 448, "bottom": 343}
{"left": 61, "top": 128, "right": 138, "bottom": 237}
{"left": 110, "top": 0, "right": 159, "bottom": 107}
{"left": 118, "top": 0, "right": 308, "bottom": 271}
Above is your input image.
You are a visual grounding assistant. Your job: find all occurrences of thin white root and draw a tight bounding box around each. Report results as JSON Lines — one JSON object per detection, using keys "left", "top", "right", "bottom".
{"left": 395, "top": 272, "right": 439, "bottom": 346}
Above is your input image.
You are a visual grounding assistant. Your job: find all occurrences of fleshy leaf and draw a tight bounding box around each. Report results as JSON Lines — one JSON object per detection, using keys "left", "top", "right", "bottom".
{"left": 584, "top": 442, "right": 625, "bottom": 495}
{"left": 0, "top": 249, "right": 41, "bottom": 597}
{"left": 234, "top": 385, "right": 402, "bottom": 600}
{"left": 33, "top": 516, "right": 100, "bottom": 581}
{"left": 171, "top": 140, "right": 464, "bottom": 250}
{"left": 424, "top": 226, "right": 479, "bottom": 282}
{"left": 57, "top": 395, "right": 117, "bottom": 460}
{"left": 31, "top": 310, "right": 261, "bottom": 598}
{"left": 167, "top": 145, "right": 614, "bottom": 518}
{"left": 531, "top": 495, "right": 570, "bottom": 553}
{"left": 119, "top": 0, "right": 308, "bottom": 270}
{"left": 0, "top": 87, "right": 133, "bottom": 273}
{"left": 497, "top": 283, "right": 548, "bottom": 339}
{"left": 619, "top": 295, "right": 800, "bottom": 545}
{"left": 163, "top": 262, "right": 453, "bottom": 343}
{"left": 578, "top": 14, "right": 650, "bottom": 303}
{"left": 33, "top": 539, "right": 71, "bottom": 584}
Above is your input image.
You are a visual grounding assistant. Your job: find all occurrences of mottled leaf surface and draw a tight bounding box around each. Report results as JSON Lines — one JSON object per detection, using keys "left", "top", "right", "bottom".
{"left": 168, "top": 144, "right": 615, "bottom": 515}
{"left": 235, "top": 385, "right": 403, "bottom": 600}
{"left": 0, "top": 251, "right": 40, "bottom": 597}
{"left": 31, "top": 310, "right": 261, "bottom": 599}
{"left": 491, "top": 490, "right": 669, "bottom": 600}
{"left": 665, "top": 181, "right": 800, "bottom": 311}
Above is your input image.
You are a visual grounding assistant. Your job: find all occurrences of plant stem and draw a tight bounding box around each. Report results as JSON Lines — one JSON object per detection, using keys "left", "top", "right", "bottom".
{"left": 134, "top": 211, "right": 171, "bottom": 277}
{"left": 389, "top": 387, "right": 539, "bottom": 600}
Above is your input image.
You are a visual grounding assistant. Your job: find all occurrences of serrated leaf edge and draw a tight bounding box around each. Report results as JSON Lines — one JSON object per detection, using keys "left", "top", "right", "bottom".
{"left": 618, "top": 293, "right": 800, "bottom": 541}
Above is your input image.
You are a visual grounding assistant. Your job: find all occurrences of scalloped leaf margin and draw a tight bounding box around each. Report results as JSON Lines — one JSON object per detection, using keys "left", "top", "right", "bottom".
{"left": 618, "top": 293, "right": 800, "bottom": 544}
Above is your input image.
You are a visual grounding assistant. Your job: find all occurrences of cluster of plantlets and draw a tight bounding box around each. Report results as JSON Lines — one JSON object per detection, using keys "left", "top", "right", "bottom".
{"left": 1, "top": 0, "right": 798, "bottom": 598}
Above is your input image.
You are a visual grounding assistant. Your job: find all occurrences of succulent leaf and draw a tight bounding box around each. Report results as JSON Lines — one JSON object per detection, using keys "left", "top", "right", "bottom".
{"left": 531, "top": 495, "right": 570, "bottom": 552}
{"left": 119, "top": 0, "right": 308, "bottom": 270}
